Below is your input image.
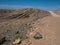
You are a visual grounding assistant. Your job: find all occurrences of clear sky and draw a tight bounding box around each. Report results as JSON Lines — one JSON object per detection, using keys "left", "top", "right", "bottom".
{"left": 0, "top": 0, "right": 60, "bottom": 10}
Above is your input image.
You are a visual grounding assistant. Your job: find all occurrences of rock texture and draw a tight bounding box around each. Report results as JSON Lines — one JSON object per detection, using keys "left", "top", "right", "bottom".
{"left": 0, "top": 8, "right": 51, "bottom": 45}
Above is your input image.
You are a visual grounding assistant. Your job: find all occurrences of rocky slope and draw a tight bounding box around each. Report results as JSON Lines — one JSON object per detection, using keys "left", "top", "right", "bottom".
{"left": 0, "top": 8, "right": 51, "bottom": 45}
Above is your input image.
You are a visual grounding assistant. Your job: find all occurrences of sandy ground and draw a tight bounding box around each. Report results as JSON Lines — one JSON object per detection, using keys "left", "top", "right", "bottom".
{"left": 21, "top": 11, "right": 60, "bottom": 45}
{"left": 26, "top": 16, "right": 60, "bottom": 45}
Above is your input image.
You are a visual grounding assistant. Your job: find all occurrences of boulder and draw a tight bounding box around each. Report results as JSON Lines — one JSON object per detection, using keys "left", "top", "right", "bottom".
{"left": 34, "top": 32, "right": 42, "bottom": 39}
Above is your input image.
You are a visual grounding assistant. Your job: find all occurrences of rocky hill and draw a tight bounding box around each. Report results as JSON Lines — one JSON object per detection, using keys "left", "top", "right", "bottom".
{"left": 0, "top": 8, "right": 50, "bottom": 21}
{"left": 0, "top": 8, "right": 51, "bottom": 45}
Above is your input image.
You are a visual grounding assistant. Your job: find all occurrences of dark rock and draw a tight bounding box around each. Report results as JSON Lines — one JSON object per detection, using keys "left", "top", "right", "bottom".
{"left": 15, "top": 31, "right": 20, "bottom": 34}
{"left": 0, "top": 34, "right": 6, "bottom": 45}
{"left": 34, "top": 32, "right": 43, "bottom": 39}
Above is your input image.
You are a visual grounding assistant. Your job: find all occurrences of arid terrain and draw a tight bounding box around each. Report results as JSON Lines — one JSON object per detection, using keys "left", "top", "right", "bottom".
{"left": 52, "top": 10, "right": 60, "bottom": 15}
{"left": 0, "top": 8, "right": 60, "bottom": 45}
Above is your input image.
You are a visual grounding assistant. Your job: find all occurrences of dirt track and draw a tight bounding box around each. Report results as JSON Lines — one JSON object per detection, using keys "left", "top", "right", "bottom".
{"left": 49, "top": 11, "right": 60, "bottom": 17}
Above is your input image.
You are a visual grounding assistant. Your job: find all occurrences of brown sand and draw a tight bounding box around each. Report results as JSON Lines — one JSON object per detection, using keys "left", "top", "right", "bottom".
{"left": 28, "top": 16, "right": 60, "bottom": 45}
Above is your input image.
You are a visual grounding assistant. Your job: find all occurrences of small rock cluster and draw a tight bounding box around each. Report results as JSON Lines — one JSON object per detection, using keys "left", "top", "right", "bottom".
{"left": 12, "top": 32, "right": 43, "bottom": 45}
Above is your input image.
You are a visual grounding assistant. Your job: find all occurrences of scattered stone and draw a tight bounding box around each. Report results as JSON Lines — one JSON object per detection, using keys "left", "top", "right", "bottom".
{"left": 13, "top": 38, "right": 22, "bottom": 45}
{"left": 34, "top": 32, "right": 43, "bottom": 39}
{"left": 21, "top": 39, "right": 32, "bottom": 45}
{"left": 26, "top": 32, "right": 35, "bottom": 38}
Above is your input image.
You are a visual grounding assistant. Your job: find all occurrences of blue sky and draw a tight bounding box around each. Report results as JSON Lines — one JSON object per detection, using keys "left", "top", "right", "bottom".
{"left": 0, "top": 0, "right": 60, "bottom": 10}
